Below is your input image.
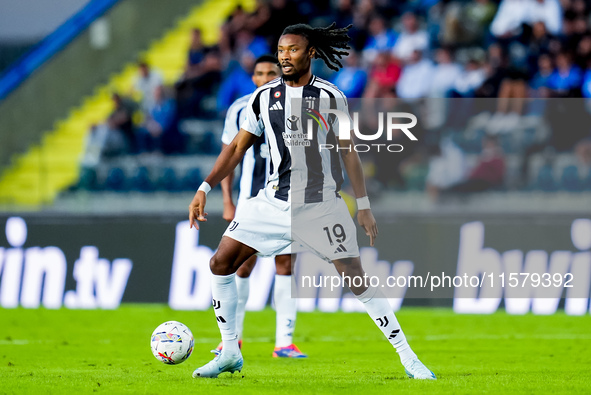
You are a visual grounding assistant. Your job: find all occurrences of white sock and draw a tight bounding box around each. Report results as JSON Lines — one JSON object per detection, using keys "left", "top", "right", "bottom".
{"left": 274, "top": 274, "right": 297, "bottom": 348}
{"left": 211, "top": 273, "right": 240, "bottom": 356}
{"left": 356, "top": 286, "right": 417, "bottom": 365}
{"left": 235, "top": 276, "right": 250, "bottom": 340}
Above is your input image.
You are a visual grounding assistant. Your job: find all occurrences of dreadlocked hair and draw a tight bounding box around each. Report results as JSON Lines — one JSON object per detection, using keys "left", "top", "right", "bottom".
{"left": 281, "top": 23, "right": 352, "bottom": 71}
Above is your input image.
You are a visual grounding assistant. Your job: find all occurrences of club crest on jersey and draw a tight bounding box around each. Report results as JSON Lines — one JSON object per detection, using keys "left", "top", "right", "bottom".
{"left": 286, "top": 115, "right": 299, "bottom": 131}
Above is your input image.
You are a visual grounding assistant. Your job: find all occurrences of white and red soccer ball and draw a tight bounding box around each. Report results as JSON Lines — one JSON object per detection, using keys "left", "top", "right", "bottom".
{"left": 150, "top": 321, "right": 194, "bottom": 365}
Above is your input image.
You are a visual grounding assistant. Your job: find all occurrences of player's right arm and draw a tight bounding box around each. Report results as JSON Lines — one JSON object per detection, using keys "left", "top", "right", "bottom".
{"left": 219, "top": 143, "right": 236, "bottom": 222}
{"left": 189, "top": 129, "right": 258, "bottom": 229}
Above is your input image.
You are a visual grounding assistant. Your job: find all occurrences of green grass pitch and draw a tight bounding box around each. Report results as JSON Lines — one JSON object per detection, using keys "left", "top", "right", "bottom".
{"left": 0, "top": 305, "right": 590, "bottom": 394}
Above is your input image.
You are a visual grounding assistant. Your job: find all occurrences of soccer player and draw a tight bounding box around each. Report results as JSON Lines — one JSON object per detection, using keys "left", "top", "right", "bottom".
{"left": 189, "top": 23, "right": 436, "bottom": 380}
{"left": 215, "top": 54, "right": 307, "bottom": 358}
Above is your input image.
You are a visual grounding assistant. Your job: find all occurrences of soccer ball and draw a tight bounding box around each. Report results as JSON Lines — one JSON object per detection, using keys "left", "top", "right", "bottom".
{"left": 150, "top": 321, "right": 194, "bottom": 365}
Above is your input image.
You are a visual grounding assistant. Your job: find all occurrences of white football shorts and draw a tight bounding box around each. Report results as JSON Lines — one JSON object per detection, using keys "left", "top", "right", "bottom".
{"left": 223, "top": 185, "right": 359, "bottom": 263}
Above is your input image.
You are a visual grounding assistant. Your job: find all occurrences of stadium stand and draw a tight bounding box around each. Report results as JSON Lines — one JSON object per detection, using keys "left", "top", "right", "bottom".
{"left": 0, "top": 0, "right": 254, "bottom": 206}
{"left": 1, "top": 0, "right": 591, "bottom": 210}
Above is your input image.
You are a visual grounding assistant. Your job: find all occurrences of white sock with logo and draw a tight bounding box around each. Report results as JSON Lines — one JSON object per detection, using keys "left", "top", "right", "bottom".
{"left": 211, "top": 273, "right": 240, "bottom": 356}
{"left": 235, "top": 275, "right": 250, "bottom": 340}
{"left": 274, "top": 274, "right": 297, "bottom": 348}
{"left": 356, "top": 286, "right": 417, "bottom": 365}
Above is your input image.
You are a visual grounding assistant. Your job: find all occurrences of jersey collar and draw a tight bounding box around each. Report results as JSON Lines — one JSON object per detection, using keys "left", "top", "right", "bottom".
{"left": 281, "top": 74, "right": 316, "bottom": 87}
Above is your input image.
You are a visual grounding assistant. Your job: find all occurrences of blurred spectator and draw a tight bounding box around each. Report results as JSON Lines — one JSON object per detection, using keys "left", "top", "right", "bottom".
{"left": 175, "top": 48, "right": 222, "bottom": 119}
{"left": 572, "top": 15, "right": 589, "bottom": 44}
{"left": 442, "top": 0, "right": 497, "bottom": 46}
{"left": 575, "top": 138, "right": 591, "bottom": 166}
{"left": 571, "top": 0, "right": 589, "bottom": 15}
{"left": 464, "top": 0, "right": 498, "bottom": 39}
{"left": 526, "top": 22, "right": 553, "bottom": 70}
{"left": 562, "top": 12, "right": 590, "bottom": 52}
{"left": 430, "top": 47, "right": 462, "bottom": 97}
{"left": 357, "top": 96, "right": 418, "bottom": 188}
{"left": 426, "top": 137, "right": 467, "bottom": 201}
{"left": 399, "top": 0, "right": 439, "bottom": 17}
{"left": 392, "top": 12, "right": 429, "bottom": 62}
{"left": 218, "top": 5, "right": 256, "bottom": 60}
{"left": 217, "top": 51, "right": 257, "bottom": 111}
{"left": 363, "top": 52, "right": 401, "bottom": 97}
{"left": 248, "top": 1, "right": 272, "bottom": 39}
{"left": 82, "top": 93, "right": 138, "bottom": 164}
{"left": 361, "top": 15, "right": 398, "bottom": 64}
{"left": 487, "top": 80, "right": 528, "bottom": 134}
{"left": 81, "top": 123, "right": 110, "bottom": 167}
{"left": 581, "top": 59, "right": 591, "bottom": 97}
{"left": 234, "top": 29, "right": 270, "bottom": 59}
{"left": 530, "top": 53, "right": 553, "bottom": 95}
{"left": 252, "top": 0, "right": 303, "bottom": 48}
{"left": 331, "top": 51, "right": 367, "bottom": 98}
{"left": 332, "top": 0, "right": 362, "bottom": 49}
{"left": 476, "top": 43, "right": 528, "bottom": 100}
{"left": 295, "top": 0, "right": 332, "bottom": 21}
{"left": 333, "top": 0, "right": 354, "bottom": 27}
{"left": 222, "top": 5, "right": 251, "bottom": 43}
{"left": 547, "top": 51, "right": 583, "bottom": 96}
{"left": 132, "top": 62, "right": 163, "bottom": 115}
{"left": 355, "top": 0, "right": 376, "bottom": 25}
{"left": 185, "top": 28, "right": 206, "bottom": 79}
{"left": 490, "top": 0, "right": 562, "bottom": 39}
{"left": 138, "top": 86, "right": 179, "bottom": 153}
{"left": 108, "top": 93, "right": 138, "bottom": 152}
{"left": 444, "top": 134, "right": 506, "bottom": 193}
{"left": 576, "top": 35, "right": 591, "bottom": 70}
{"left": 397, "top": 50, "right": 433, "bottom": 99}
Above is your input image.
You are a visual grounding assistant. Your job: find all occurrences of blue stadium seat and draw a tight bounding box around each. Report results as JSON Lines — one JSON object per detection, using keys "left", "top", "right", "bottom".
{"left": 560, "top": 165, "right": 582, "bottom": 192}
{"left": 499, "top": 134, "right": 514, "bottom": 154}
{"left": 105, "top": 167, "right": 126, "bottom": 191}
{"left": 200, "top": 132, "right": 219, "bottom": 154}
{"left": 77, "top": 167, "right": 98, "bottom": 191}
{"left": 535, "top": 164, "right": 557, "bottom": 192}
{"left": 405, "top": 166, "right": 428, "bottom": 191}
{"left": 181, "top": 168, "right": 203, "bottom": 191}
{"left": 158, "top": 167, "right": 179, "bottom": 192}
{"left": 131, "top": 166, "right": 155, "bottom": 192}
{"left": 584, "top": 170, "right": 591, "bottom": 191}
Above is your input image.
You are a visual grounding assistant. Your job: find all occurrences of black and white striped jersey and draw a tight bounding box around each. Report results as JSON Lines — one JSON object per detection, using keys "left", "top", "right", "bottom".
{"left": 221, "top": 94, "right": 269, "bottom": 201}
{"left": 241, "top": 76, "right": 349, "bottom": 204}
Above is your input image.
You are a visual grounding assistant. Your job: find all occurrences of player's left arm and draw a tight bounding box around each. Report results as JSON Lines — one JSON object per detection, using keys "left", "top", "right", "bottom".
{"left": 339, "top": 136, "right": 378, "bottom": 246}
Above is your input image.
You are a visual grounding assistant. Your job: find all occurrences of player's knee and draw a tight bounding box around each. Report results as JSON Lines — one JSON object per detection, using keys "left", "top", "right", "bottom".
{"left": 209, "top": 253, "right": 233, "bottom": 275}
{"left": 275, "top": 254, "right": 292, "bottom": 275}
{"left": 335, "top": 257, "right": 365, "bottom": 278}
{"left": 236, "top": 263, "right": 252, "bottom": 278}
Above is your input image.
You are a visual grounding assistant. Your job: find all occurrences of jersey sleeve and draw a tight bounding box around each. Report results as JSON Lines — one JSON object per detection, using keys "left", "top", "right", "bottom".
{"left": 240, "top": 92, "right": 264, "bottom": 137}
{"left": 221, "top": 102, "right": 241, "bottom": 145}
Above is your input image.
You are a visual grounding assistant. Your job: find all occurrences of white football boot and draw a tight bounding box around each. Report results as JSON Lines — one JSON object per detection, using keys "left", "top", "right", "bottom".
{"left": 192, "top": 352, "right": 243, "bottom": 378}
{"left": 404, "top": 359, "right": 437, "bottom": 380}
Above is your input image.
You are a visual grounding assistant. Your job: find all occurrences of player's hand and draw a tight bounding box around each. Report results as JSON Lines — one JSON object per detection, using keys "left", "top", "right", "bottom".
{"left": 189, "top": 191, "right": 208, "bottom": 229}
{"left": 357, "top": 209, "right": 378, "bottom": 247}
{"left": 222, "top": 202, "right": 236, "bottom": 223}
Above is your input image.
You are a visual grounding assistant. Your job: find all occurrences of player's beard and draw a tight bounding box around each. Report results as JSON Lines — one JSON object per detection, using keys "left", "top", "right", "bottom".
{"left": 282, "top": 67, "right": 304, "bottom": 82}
